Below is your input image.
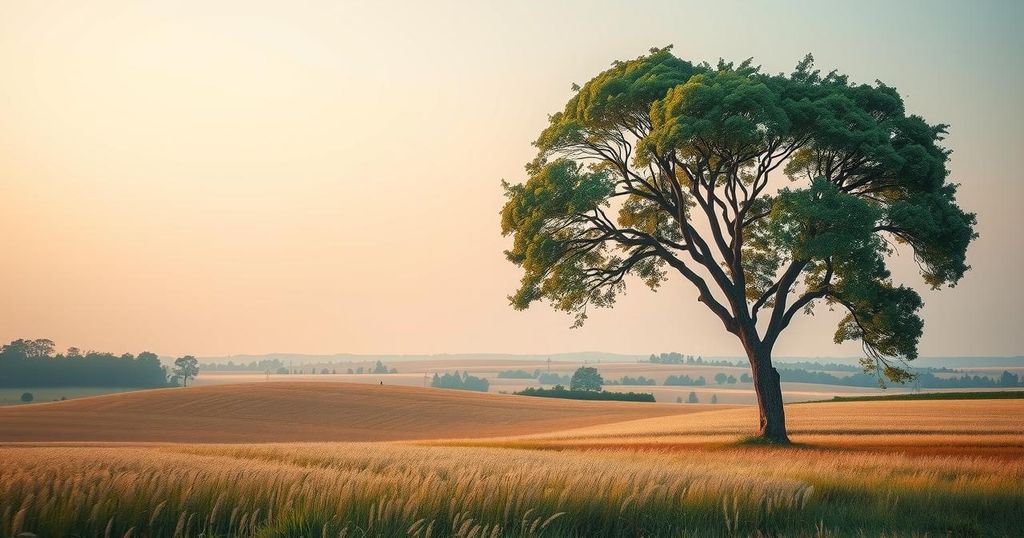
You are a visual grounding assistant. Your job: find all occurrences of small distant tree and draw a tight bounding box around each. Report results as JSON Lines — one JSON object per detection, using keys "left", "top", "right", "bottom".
{"left": 1000, "top": 371, "right": 1020, "bottom": 387}
{"left": 173, "top": 356, "right": 199, "bottom": 387}
{"left": 687, "top": 391, "right": 699, "bottom": 403}
{"left": 714, "top": 373, "right": 728, "bottom": 385}
{"left": 741, "top": 373, "right": 753, "bottom": 383}
{"left": 373, "top": 360, "right": 389, "bottom": 374}
{"left": 276, "top": 367, "right": 289, "bottom": 374}
{"left": 389, "top": 367, "right": 398, "bottom": 374}
{"left": 570, "top": 367, "right": 604, "bottom": 392}
{"left": 727, "top": 375, "right": 737, "bottom": 384}
{"left": 711, "top": 394, "right": 719, "bottom": 404}
{"left": 20, "top": 392, "right": 33, "bottom": 403}
{"left": 321, "top": 368, "right": 330, "bottom": 374}
{"left": 347, "top": 368, "right": 354, "bottom": 374}
{"left": 332, "top": 368, "right": 337, "bottom": 374}
{"left": 431, "top": 371, "right": 489, "bottom": 392}
{"left": 675, "top": 395, "right": 683, "bottom": 403}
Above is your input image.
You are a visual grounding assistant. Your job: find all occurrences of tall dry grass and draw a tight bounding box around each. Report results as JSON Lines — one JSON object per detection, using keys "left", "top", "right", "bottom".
{"left": 1, "top": 443, "right": 1021, "bottom": 537}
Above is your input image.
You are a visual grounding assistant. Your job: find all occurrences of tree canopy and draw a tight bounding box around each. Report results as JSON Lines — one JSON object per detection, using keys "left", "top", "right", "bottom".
{"left": 501, "top": 47, "right": 976, "bottom": 385}
{"left": 569, "top": 366, "right": 604, "bottom": 392}
{"left": 0, "top": 339, "right": 169, "bottom": 388}
{"left": 173, "top": 356, "right": 200, "bottom": 387}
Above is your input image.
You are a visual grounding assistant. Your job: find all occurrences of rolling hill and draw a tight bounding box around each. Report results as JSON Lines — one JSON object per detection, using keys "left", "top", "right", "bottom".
{"left": 0, "top": 381, "right": 698, "bottom": 443}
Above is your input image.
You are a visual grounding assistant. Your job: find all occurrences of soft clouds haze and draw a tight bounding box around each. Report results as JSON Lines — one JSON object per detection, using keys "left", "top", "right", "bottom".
{"left": 1, "top": 0, "right": 1021, "bottom": 357}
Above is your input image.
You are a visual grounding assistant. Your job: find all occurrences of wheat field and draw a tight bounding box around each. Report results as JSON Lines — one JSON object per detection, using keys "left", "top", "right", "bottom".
{"left": 459, "top": 399, "right": 1024, "bottom": 457}
{"left": 1, "top": 386, "right": 1022, "bottom": 536}
{"left": 3, "top": 442, "right": 1022, "bottom": 537}
{"left": 0, "top": 382, "right": 694, "bottom": 443}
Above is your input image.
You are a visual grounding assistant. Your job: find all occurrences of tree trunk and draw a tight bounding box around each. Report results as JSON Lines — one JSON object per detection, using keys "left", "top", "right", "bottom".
{"left": 748, "top": 347, "right": 790, "bottom": 443}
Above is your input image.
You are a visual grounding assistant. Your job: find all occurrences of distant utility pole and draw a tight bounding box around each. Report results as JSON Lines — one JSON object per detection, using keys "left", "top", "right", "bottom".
{"left": 547, "top": 357, "right": 551, "bottom": 372}
{"left": 423, "top": 372, "right": 428, "bottom": 387}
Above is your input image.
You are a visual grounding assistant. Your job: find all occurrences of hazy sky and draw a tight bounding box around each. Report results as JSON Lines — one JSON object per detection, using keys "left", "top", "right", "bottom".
{"left": 1, "top": 1, "right": 1021, "bottom": 358}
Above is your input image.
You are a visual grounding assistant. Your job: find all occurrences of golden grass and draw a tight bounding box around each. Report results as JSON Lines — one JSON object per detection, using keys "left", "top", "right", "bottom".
{"left": 0, "top": 382, "right": 698, "bottom": 443}
{"left": 450, "top": 399, "right": 1024, "bottom": 457}
{"left": 2, "top": 391, "right": 1022, "bottom": 535}
{"left": 1, "top": 441, "right": 1020, "bottom": 537}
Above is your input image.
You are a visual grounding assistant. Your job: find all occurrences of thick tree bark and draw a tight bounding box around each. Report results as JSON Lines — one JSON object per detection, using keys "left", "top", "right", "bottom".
{"left": 746, "top": 346, "right": 790, "bottom": 443}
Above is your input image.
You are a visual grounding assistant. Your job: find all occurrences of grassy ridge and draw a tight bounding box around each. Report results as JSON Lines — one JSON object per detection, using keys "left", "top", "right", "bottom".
{"left": 822, "top": 391, "right": 1024, "bottom": 402}
{"left": 1, "top": 443, "right": 1021, "bottom": 537}
{"left": 0, "top": 382, "right": 685, "bottom": 443}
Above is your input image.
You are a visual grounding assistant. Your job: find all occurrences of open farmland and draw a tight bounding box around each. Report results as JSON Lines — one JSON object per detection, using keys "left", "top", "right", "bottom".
{"left": 0, "top": 386, "right": 145, "bottom": 406}
{"left": 3, "top": 442, "right": 1021, "bottom": 537}
{"left": 0, "top": 382, "right": 695, "bottom": 443}
{"left": 2, "top": 1, "right": 1018, "bottom": 535}
{"left": 193, "top": 358, "right": 960, "bottom": 406}
{"left": 1, "top": 386, "right": 1022, "bottom": 536}
{"left": 458, "top": 398, "right": 1024, "bottom": 458}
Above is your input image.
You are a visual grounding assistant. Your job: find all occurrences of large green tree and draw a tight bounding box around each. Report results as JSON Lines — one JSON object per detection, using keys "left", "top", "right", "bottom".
{"left": 500, "top": 48, "right": 976, "bottom": 442}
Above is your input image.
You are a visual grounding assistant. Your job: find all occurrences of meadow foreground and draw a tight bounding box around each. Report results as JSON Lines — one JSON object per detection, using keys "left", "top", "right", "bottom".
{"left": 1, "top": 385, "right": 1021, "bottom": 537}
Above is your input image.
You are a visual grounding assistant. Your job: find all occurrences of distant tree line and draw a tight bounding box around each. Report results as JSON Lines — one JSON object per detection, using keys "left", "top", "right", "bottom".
{"left": 214, "top": 359, "right": 398, "bottom": 375}
{"left": 649, "top": 352, "right": 689, "bottom": 364}
{"left": 516, "top": 386, "right": 655, "bottom": 402}
{"left": 495, "top": 369, "right": 571, "bottom": 385}
{"left": 538, "top": 372, "right": 570, "bottom": 384}
{"left": 660, "top": 366, "right": 1014, "bottom": 388}
{"left": 713, "top": 373, "right": 751, "bottom": 384}
{"left": 606, "top": 375, "right": 657, "bottom": 386}
{"left": 651, "top": 354, "right": 962, "bottom": 374}
{"left": 346, "top": 361, "right": 398, "bottom": 375}
{"left": 769, "top": 361, "right": 864, "bottom": 373}
{"left": 0, "top": 339, "right": 170, "bottom": 388}
{"left": 779, "top": 368, "right": 1022, "bottom": 388}
{"left": 664, "top": 374, "right": 707, "bottom": 386}
{"left": 649, "top": 353, "right": 745, "bottom": 367}
{"left": 201, "top": 358, "right": 287, "bottom": 372}
{"left": 515, "top": 367, "right": 654, "bottom": 401}
{"left": 496, "top": 366, "right": 608, "bottom": 387}
{"left": 431, "top": 371, "right": 489, "bottom": 392}
{"left": 774, "top": 360, "right": 957, "bottom": 374}
{"left": 496, "top": 369, "right": 538, "bottom": 379}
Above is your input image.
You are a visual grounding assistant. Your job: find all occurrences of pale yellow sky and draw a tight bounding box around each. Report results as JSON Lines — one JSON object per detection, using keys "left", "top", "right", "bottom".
{"left": 1, "top": 1, "right": 1021, "bottom": 358}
